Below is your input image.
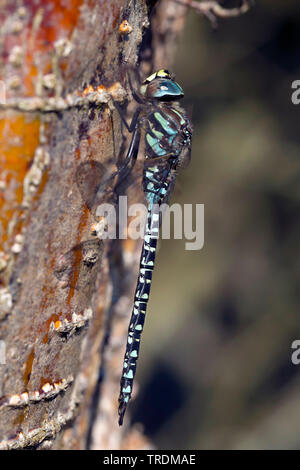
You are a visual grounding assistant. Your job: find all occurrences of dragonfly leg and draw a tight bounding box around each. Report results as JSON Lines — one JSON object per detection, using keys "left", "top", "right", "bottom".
{"left": 113, "top": 102, "right": 141, "bottom": 133}
{"left": 90, "top": 112, "right": 141, "bottom": 200}
{"left": 114, "top": 125, "right": 141, "bottom": 193}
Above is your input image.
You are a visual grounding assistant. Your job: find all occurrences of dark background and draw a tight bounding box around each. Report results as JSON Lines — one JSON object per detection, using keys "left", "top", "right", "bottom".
{"left": 131, "top": 0, "right": 300, "bottom": 449}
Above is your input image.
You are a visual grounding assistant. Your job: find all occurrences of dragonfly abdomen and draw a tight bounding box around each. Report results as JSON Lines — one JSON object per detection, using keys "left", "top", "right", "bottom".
{"left": 118, "top": 209, "right": 158, "bottom": 425}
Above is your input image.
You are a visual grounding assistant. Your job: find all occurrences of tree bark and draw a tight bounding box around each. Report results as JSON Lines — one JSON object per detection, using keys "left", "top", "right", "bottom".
{"left": 0, "top": 0, "right": 189, "bottom": 449}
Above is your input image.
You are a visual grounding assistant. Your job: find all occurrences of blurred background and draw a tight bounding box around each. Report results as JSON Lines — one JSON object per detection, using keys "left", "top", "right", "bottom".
{"left": 131, "top": 0, "right": 300, "bottom": 449}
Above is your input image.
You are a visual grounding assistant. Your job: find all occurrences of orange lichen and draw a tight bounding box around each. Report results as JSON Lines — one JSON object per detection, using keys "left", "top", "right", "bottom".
{"left": 83, "top": 85, "right": 94, "bottom": 95}
{"left": 0, "top": 115, "right": 40, "bottom": 252}
{"left": 1, "top": 1, "right": 85, "bottom": 96}
{"left": 23, "top": 347, "right": 35, "bottom": 387}
{"left": 119, "top": 20, "right": 133, "bottom": 35}
{"left": 33, "top": 0, "right": 84, "bottom": 44}
{"left": 96, "top": 84, "right": 106, "bottom": 92}
{"left": 42, "top": 312, "right": 61, "bottom": 344}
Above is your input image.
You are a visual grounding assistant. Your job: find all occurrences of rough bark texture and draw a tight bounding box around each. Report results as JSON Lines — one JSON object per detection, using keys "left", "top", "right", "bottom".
{"left": 0, "top": 0, "right": 188, "bottom": 450}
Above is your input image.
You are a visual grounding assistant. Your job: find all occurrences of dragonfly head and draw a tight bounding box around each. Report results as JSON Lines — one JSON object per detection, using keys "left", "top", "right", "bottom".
{"left": 140, "top": 69, "right": 184, "bottom": 102}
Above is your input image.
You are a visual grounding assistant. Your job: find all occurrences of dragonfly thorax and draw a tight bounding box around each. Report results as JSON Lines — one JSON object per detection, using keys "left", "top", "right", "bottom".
{"left": 144, "top": 102, "right": 191, "bottom": 161}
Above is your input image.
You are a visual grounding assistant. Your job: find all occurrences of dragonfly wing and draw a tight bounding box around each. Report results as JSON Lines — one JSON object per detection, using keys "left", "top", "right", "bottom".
{"left": 76, "top": 160, "right": 117, "bottom": 216}
{"left": 114, "top": 126, "right": 141, "bottom": 195}
{"left": 177, "top": 145, "right": 192, "bottom": 169}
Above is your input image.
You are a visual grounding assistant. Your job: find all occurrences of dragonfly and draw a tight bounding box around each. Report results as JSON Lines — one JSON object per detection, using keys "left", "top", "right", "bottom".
{"left": 114, "top": 69, "right": 193, "bottom": 425}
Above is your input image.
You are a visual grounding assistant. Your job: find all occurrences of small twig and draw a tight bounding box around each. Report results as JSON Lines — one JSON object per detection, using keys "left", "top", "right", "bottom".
{"left": 174, "top": 0, "right": 254, "bottom": 28}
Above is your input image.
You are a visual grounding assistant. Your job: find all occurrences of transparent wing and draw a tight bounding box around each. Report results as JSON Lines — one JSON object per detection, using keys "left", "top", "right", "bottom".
{"left": 177, "top": 146, "right": 192, "bottom": 169}
{"left": 75, "top": 160, "right": 117, "bottom": 217}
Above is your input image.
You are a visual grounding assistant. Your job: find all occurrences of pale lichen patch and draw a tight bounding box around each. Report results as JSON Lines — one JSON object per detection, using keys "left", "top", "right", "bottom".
{"left": 11, "top": 234, "right": 24, "bottom": 254}
{"left": 0, "top": 375, "right": 74, "bottom": 410}
{"left": 49, "top": 308, "right": 93, "bottom": 338}
{"left": 8, "top": 46, "right": 23, "bottom": 67}
{"left": 54, "top": 38, "right": 73, "bottom": 58}
{"left": 22, "top": 145, "right": 50, "bottom": 208}
{"left": 0, "top": 288, "right": 12, "bottom": 321}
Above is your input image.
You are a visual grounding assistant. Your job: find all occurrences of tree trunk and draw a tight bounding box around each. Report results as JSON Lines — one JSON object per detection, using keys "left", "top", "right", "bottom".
{"left": 0, "top": 0, "right": 188, "bottom": 449}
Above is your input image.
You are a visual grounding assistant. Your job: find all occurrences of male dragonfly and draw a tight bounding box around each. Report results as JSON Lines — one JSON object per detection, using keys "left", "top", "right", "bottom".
{"left": 115, "top": 69, "right": 193, "bottom": 425}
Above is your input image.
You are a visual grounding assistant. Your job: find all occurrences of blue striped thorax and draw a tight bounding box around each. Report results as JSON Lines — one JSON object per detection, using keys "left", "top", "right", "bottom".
{"left": 139, "top": 70, "right": 192, "bottom": 163}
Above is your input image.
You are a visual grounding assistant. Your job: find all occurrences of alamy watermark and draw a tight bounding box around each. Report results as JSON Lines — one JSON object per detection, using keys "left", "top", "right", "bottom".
{"left": 291, "top": 80, "right": 300, "bottom": 105}
{"left": 94, "top": 196, "right": 204, "bottom": 251}
{"left": 291, "top": 340, "right": 300, "bottom": 365}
